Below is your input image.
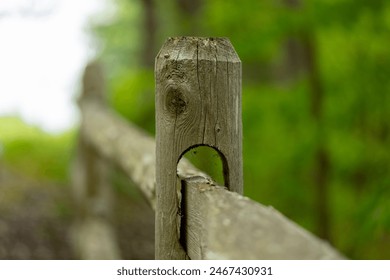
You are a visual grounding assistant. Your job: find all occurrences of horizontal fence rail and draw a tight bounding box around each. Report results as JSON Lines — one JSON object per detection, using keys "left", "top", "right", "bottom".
{"left": 73, "top": 53, "right": 344, "bottom": 259}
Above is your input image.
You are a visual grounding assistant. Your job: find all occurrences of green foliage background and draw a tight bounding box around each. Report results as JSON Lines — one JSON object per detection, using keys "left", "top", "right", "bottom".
{"left": 91, "top": 0, "right": 390, "bottom": 259}
{"left": 0, "top": 117, "right": 74, "bottom": 182}
{"left": 1, "top": 0, "right": 389, "bottom": 259}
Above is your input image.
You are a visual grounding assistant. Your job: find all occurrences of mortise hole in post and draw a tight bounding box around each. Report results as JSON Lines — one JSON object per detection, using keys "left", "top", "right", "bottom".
{"left": 178, "top": 145, "right": 228, "bottom": 187}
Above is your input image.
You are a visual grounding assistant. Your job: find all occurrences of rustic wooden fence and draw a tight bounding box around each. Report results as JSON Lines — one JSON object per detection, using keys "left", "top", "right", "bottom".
{"left": 71, "top": 37, "right": 344, "bottom": 260}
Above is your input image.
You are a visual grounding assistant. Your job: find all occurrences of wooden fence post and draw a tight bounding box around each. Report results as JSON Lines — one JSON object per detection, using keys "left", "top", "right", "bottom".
{"left": 155, "top": 37, "right": 242, "bottom": 259}
{"left": 71, "top": 62, "right": 120, "bottom": 259}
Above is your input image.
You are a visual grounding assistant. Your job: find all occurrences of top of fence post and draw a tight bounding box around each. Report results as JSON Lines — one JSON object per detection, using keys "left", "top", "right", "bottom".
{"left": 80, "top": 61, "right": 106, "bottom": 103}
{"left": 155, "top": 37, "right": 242, "bottom": 259}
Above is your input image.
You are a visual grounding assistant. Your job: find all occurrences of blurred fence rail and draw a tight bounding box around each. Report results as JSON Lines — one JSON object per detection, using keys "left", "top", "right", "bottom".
{"left": 71, "top": 37, "right": 344, "bottom": 260}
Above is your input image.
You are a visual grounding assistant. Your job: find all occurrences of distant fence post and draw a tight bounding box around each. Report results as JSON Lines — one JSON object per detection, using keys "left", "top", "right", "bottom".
{"left": 155, "top": 37, "right": 243, "bottom": 259}
{"left": 71, "top": 62, "right": 120, "bottom": 259}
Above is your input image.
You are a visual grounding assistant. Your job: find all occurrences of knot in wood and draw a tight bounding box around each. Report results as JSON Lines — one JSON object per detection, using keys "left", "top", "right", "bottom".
{"left": 166, "top": 88, "right": 187, "bottom": 116}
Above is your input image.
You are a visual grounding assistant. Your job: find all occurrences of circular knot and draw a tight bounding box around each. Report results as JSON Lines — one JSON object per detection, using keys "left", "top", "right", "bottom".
{"left": 166, "top": 88, "right": 187, "bottom": 116}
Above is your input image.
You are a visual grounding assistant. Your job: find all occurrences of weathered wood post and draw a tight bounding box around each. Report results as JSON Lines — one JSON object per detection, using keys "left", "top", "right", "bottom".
{"left": 155, "top": 37, "right": 242, "bottom": 259}
{"left": 71, "top": 62, "right": 120, "bottom": 259}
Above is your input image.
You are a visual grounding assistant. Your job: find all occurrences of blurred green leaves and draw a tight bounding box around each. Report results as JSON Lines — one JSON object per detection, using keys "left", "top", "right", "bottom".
{"left": 90, "top": 0, "right": 390, "bottom": 259}
{"left": 110, "top": 69, "right": 155, "bottom": 133}
{"left": 0, "top": 0, "right": 387, "bottom": 259}
{"left": 0, "top": 117, "right": 74, "bottom": 182}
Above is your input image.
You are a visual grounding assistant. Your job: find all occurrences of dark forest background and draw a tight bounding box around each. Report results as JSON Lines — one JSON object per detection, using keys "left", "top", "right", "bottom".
{"left": 0, "top": 0, "right": 389, "bottom": 259}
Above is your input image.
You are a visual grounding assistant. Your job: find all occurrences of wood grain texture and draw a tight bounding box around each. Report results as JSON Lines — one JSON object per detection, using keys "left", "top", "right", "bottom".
{"left": 155, "top": 37, "right": 243, "bottom": 259}
{"left": 78, "top": 61, "right": 344, "bottom": 260}
{"left": 79, "top": 92, "right": 206, "bottom": 211}
{"left": 79, "top": 100, "right": 343, "bottom": 259}
{"left": 182, "top": 179, "right": 344, "bottom": 260}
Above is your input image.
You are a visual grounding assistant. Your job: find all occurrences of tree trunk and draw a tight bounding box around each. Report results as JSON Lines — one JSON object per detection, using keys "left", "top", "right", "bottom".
{"left": 141, "top": 0, "right": 157, "bottom": 68}
{"left": 176, "top": 0, "right": 202, "bottom": 34}
{"left": 280, "top": 0, "right": 331, "bottom": 241}
{"left": 302, "top": 33, "right": 331, "bottom": 241}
